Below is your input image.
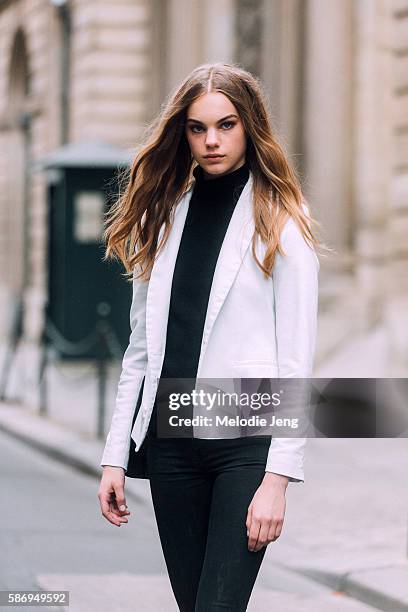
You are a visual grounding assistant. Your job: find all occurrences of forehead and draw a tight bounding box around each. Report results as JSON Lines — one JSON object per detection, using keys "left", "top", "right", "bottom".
{"left": 186, "top": 92, "right": 238, "bottom": 121}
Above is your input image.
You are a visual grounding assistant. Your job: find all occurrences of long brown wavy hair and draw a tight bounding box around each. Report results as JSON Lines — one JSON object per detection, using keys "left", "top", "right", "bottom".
{"left": 103, "top": 62, "right": 326, "bottom": 282}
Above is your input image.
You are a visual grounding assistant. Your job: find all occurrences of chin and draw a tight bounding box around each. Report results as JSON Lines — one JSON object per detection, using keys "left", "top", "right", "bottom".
{"left": 202, "top": 160, "right": 229, "bottom": 170}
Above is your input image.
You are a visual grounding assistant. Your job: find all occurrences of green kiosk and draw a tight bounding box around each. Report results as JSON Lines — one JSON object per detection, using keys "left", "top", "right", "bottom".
{"left": 40, "top": 139, "right": 133, "bottom": 360}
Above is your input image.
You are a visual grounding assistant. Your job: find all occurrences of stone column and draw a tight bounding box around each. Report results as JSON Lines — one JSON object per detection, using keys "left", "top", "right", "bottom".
{"left": 387, "top": 0, "right": 408, "bottom": 375}
{"left": 353, "top": 0, "right": 393, "bottom": 331}
{"left": 261, "top": 0, "right": 304, "bottom": 159}
{"left": 165, "top": 0, "right": 203, "bottom": 93}
{"left": 303, "top": 0, "right": 354, "bottom": 258}
{"left": 235, "top": 0, "right": 263, "bottom": 75}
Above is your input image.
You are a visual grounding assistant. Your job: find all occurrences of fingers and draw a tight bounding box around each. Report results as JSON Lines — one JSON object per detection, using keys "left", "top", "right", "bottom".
{"left": 109, "top": 498, "right": 131, "bottom": 523}
{"left": 246, "top": 504, "right": 252, "bottom": 537}
{"left": 112, "top": 482, "right": 129, "bottom": 516}
{"left": 99, "top": 493, "right": 123, "bottom": 526}
{"left": 247, "top": 516, "right": 261, "bottom": 552}
{"left": 109, "top": 494, "right": 131, "bottom": 518}
{"left": 253, "top": 521, "right": 270, "bottom": 552}
{"left": 98, "top": 482, "right": 130, "bottom": 527}
{"left": 267, "top": 522, "right": 278, "bottom": 543}
{"left": 246, "top": 512, "right": 284, "bottom": 551}
{"left": 268, "top": 516, "right": 283, "bottom": 542}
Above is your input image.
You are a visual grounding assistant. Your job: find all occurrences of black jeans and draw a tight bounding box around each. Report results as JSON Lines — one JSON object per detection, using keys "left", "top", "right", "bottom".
{"left": 146, "top": 401, "right": 271, "bottom": 612}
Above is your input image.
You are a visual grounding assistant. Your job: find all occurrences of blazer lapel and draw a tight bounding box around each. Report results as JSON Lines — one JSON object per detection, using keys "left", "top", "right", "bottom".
{"left": 146, "top": 172, "right": 255, "bottom": 375}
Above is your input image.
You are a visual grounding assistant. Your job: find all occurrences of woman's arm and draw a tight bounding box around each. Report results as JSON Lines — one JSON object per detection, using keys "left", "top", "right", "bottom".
{"left": 247, "top": 204, "right": 319, "bottom": 550}
{"left": 265, "top": 204, "right": 319, "bottom": 482}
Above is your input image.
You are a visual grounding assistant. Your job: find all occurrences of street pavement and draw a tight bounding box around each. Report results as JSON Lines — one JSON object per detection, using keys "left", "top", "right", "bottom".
{"left": 0, "top": 322, "right": 408, "bottom": 612}
{"left": 1, "top": 401, "right": 407, "bottom": 611}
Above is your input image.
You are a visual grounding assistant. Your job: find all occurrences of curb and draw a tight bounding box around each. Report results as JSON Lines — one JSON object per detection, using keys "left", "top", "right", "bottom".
{"left": 287, "top": 565, "right": 408, "bottom": 612}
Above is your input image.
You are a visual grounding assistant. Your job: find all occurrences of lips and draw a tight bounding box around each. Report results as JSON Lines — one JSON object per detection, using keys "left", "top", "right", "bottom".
{"left": 204, "top": 155, "right": 224, "bottom": 159}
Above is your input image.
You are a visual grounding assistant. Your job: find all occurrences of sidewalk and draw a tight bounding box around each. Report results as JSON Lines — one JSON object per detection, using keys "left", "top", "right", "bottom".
{"left": 1, "top": 397, "right": 407, "bottom": 611}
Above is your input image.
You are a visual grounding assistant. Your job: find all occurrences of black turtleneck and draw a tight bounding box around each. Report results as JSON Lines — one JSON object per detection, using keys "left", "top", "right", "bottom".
{"left": 159, "top": 160, "right": 250, "bottom": 380}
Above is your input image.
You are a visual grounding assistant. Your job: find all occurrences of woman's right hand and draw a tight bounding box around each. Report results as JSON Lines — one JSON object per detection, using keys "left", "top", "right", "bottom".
{"left": 98, "top": 466, "right": 131, "bottom": 527}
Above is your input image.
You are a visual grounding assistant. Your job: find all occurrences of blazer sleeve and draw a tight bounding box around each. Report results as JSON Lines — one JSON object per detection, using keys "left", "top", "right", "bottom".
{"left": 100, "top": 263, "right": 149, "bottom": 469}
{"left": 265, "top": 204, "right": 319, "bottom": 482}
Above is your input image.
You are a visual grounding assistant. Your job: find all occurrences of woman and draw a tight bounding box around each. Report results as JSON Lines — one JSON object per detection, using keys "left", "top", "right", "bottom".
{"left": 98, "top": 62, "right": 322, "bottom": 611}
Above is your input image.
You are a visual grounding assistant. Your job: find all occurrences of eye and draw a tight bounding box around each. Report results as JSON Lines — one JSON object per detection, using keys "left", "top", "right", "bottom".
{"left": 189, "top": 121, "right": 236, "bottom": 133}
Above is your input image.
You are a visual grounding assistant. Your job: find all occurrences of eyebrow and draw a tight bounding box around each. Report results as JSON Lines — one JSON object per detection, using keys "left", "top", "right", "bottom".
{"left": 186, "top": 114, "right": 238, "bottom": 125}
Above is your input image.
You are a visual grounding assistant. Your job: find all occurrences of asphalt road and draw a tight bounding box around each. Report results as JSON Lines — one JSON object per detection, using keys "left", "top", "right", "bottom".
{"left": 0, "top": 428, "right": 384, "bottom": 611}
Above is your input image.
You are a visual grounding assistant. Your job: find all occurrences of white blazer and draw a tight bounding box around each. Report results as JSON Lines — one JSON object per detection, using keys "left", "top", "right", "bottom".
{"left": 100, "top": 172, "right": 319, "bottom": 482}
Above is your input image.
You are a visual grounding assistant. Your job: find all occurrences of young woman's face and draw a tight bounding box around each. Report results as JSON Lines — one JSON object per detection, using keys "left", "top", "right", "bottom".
{"left": 185, "top": 92, "right": 247, "bottom": 178}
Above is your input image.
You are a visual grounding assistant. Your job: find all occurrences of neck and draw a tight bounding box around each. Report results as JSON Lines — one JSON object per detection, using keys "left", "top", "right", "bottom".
{"left": 192, "top": 160, "right": 250, "bottom": 193}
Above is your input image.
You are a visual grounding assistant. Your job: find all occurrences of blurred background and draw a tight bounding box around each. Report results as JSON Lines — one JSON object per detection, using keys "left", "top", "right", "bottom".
{"left": 0, "top": 1, "right": 407, "bottom": 611}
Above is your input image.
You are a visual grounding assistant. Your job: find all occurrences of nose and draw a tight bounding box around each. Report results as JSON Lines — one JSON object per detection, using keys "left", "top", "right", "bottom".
{"left": 205, "top": 127, "right": 220, "bottom": 147}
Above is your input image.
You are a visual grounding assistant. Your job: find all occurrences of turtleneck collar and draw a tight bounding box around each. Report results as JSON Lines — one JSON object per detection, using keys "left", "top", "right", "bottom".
{"left": 192, "top": 160, "right": 250, "bottom": 196}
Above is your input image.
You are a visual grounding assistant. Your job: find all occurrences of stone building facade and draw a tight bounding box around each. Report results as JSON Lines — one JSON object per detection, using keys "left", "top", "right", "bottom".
{"left": 0, "top": 0, "right": 406, "bottom": 408}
